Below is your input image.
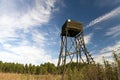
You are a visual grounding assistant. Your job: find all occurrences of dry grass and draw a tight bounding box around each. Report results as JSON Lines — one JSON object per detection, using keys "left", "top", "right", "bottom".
{"left": 0, "top": 73, "right": 61, "bottom": 80}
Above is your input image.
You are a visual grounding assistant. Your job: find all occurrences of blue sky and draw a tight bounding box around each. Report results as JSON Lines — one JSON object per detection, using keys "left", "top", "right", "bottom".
{"left": 0, "top": 0, "right": 120, "bottom": 65}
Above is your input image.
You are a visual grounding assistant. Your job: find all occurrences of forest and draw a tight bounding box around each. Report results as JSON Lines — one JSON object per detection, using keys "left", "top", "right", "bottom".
{"left": 0, "top": 61, "right": 57, "bottom": 75}
{"left": 0, "top": 51, "right": 120, "bottom": 80}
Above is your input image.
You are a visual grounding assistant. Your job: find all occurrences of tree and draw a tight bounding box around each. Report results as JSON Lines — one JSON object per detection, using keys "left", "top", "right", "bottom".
{"left": 25, "top": 64, "right": 29, "bottom": 74}
{"left": 36, "top": 65, "right": 40, "bottom": 74}
{"left": 0, "top": 61, "right": 3, "bottom": 72}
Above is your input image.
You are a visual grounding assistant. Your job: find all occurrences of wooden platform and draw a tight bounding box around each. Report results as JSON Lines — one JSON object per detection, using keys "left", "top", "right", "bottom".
{"left": 61, "top": 19, "right": 83, "bottom": 37}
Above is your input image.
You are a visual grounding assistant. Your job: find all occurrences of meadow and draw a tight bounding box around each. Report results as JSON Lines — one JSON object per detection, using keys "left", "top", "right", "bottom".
{"left": 0, "top": 73, "right": 61, "bottom": 80}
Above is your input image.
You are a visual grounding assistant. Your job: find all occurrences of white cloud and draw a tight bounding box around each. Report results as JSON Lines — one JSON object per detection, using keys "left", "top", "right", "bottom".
{"left": 1, "top": 43, "right": 57, "bottom": 65}
{"left": 84, "top": 33, "right": 93, "bottom": 44}
{"left": 0, "top": 0, "right": 57, "bottom": 42}
{"left": 100, "top": 41, "right": 120, "bottom": 54}
{"left": 94, "top": 41, "right": 120, "bottom": 64}
{"left": 0, "top": 0, "right": 58, "bottom": 65}
{"left": 94, "top": 52, "right": 113, "bottom": 64}
{"left": 94, "top": 0, "right": 120, "bottom": 7}
{"left": 57, "top": 0, "right": 66, "bottom": 7}
{"left": 32, "top": 30, "right": 46, "bottom": 47}
{"left": 86, "top": 6, "right": 120, "bottom": 28}
{"left": 106, "top": 24, "right": 120, "bottom": 37}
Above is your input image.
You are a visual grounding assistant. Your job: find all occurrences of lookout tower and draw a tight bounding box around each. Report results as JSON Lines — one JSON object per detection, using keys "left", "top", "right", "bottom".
{"left": 58, "top": 19, "right": 94, "bottom": 76}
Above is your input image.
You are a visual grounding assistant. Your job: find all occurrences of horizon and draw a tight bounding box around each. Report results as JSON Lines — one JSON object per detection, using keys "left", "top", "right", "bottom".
{"left": 0, "top": 0, "right": 120, "bottom": 65}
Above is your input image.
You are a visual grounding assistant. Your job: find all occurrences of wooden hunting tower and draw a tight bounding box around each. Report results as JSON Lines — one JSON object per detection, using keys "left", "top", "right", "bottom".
{"left": 58, "top": 19, "right": 94, "bottom": 77}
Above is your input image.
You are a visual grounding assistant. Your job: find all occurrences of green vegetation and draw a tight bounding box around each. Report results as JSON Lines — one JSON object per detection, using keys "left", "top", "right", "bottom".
{"left": 0, "top": 62, "right": 57, "bottom": 75}
{"left": 62, "top": 52, "right": 120, "bottom": 80}
{"left": 0, "top": 51, "right": 120, "bottom": 80}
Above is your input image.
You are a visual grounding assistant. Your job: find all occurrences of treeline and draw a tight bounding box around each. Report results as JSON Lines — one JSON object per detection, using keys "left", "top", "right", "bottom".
{"left": 0, "top": 62, "right": 57, "bottom": 75}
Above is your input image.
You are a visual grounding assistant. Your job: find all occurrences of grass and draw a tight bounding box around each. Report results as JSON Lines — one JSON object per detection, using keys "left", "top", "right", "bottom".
{"left": 0, "top": 73, "right": 61, "bottom": 80}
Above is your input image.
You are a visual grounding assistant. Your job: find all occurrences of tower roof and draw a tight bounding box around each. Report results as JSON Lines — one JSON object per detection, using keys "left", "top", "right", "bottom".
{"left": 61, "top": 19, "right": 83, "bottom": 37}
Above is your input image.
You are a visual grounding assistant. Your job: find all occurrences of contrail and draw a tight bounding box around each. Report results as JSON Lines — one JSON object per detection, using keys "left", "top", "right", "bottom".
{"left": 86, "top": 6, "right": 120, "bottom": 28}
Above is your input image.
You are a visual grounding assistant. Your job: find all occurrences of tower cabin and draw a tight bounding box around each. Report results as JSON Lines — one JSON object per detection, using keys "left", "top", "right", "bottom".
{"left": 61, "top": 19, "right": 83, "bottom": 37}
